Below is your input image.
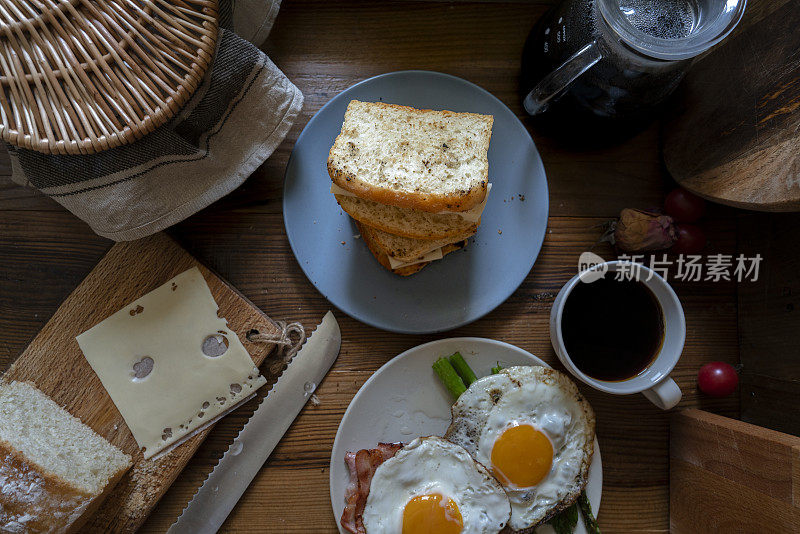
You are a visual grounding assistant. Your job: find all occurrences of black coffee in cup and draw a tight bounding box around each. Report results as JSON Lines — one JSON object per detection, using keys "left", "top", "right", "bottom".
{"left": 560, "top": 276, "right": 664, "bottom": 381}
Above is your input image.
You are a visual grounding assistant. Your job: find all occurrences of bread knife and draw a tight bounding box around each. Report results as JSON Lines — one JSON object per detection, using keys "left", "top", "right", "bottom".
{"left": 167, "top": 311, "right": 341, "bottom": 533}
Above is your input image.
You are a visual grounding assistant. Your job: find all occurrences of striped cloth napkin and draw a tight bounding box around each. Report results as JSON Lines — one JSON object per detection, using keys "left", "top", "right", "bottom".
{"left": 6, "top": 0, "right": 302, "bottom": 241}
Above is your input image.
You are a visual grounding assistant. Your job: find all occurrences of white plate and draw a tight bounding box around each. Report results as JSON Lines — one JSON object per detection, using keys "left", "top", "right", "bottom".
{"left": 330, "top": 338, "right": 602, "bottom": 533}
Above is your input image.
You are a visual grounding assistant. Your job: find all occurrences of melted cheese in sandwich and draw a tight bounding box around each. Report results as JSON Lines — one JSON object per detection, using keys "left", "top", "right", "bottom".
{"left": 387, "top": 248, "right": 444, "bottom": 269}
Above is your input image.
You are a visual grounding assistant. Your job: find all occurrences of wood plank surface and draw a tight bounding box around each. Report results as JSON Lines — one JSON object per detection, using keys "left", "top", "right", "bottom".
{"left": 1, "top": 233, "right": 281, "bottom": 532}
{"left": 738, "top": 212, "right": 800, "bottom": 436}
{"left": 245, "top": 0, "right": 666, "bottom": 221}
{"left": 670, "top": 409, "right": 800, "bottom": 533}
{"left": 0, "top": 0, "right": 750, "bottom": 533}
{"left": 149, "top": 214, "right": 740, "bottom": 534}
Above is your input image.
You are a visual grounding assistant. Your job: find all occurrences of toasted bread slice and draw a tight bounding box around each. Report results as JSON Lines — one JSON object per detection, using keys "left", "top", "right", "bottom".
{"left": 328, "top": 100, "right": 493, "bottom": 213}
{"left": 334, "top": 193, "right": 480, "bottom": 240}
{"left": 356, "top": 222, "right": 468, "bottom": 276}
{"left": 357, "top": 222, "right": 474, "bottom": 263}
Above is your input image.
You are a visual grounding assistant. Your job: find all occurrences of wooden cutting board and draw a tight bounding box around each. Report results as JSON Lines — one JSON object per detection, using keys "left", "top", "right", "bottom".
{"left": 663, "top": 0, "right": 800, "bottom": 212}
{"left": 670, "top": 409, "right": 800, "bottom": 533}
{"left": 1, "top": 232, "right": 281, "bottom": 533}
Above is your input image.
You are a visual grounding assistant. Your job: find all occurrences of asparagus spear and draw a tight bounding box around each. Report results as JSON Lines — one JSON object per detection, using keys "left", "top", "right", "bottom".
{"left": 549, "top": 502, "right": 579, "bottom": 534}
{"left": 578, "top": 491, "right": 601, "bottom": 534}
{"left": 448, "top": 352, "right": 478, "bottom": 386}
{"left": 432, "top": 357, "right": 466, "bottom": 399}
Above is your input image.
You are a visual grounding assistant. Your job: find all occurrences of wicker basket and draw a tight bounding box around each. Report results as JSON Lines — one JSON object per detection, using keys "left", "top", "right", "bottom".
{"left": 0, "top": 0, "right": 218, "bottom": 155}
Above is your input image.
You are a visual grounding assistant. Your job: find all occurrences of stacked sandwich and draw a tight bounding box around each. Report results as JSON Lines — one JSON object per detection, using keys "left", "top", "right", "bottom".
{"left": 328, "top": 100, "right": 493, "bottom": 275}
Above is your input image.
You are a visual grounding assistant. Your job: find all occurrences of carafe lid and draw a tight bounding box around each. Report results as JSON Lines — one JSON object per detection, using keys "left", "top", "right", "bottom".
{"left": 599, "top": 0, "right": 747, "bottom": 60}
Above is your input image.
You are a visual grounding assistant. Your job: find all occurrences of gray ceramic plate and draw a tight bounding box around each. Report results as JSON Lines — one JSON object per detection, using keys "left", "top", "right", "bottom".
{"left": 283, "top": 71, "right": 549, "bottom": 334}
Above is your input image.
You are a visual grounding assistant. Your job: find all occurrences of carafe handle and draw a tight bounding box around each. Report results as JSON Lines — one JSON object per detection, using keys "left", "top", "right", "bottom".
{"left": 523, "top": 41, "right": 603, "bottom": 115}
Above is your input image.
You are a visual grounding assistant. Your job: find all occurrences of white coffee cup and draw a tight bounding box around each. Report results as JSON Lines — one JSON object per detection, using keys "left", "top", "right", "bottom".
{"left": 549, "top": 260, "right": 685, "bottom": 410}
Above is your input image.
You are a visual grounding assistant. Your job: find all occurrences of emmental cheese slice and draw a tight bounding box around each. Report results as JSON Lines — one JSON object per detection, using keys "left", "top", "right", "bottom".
{"left": 76, "top": 267, "right": 267, "bottom": 459}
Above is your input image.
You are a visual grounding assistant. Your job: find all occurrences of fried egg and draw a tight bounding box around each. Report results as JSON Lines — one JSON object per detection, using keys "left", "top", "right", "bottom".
{"left": 362, "top": 436, "right": 511, "bottom": 534}
{"left": 444, "top": 366, "right": 595, "bottom": 533}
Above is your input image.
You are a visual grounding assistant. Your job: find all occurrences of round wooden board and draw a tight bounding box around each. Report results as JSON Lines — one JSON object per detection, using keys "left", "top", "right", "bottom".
{"left": 663, "top": 0, "right": 800, "bottom": 212}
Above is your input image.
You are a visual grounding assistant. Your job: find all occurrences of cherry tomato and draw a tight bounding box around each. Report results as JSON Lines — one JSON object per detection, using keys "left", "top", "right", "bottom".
{"left": 670, "top": 224, "right": 706, "bottom": 255}
{"left": 665, "top": 188, "right": 706, "bottom": 223}
{"left": 697, "top": 362, "right": 739, "bottom": 397}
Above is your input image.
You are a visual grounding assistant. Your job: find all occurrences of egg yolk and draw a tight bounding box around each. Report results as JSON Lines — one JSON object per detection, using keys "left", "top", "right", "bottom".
{"left": 491, "top": 424, "right": 553, "bottom": 488}
{"left": 402, "top": 493, "right": 463, "bottom": 534}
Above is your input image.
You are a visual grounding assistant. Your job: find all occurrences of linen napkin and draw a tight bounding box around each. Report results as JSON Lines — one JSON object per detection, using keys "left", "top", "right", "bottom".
{"left": 6, "top": 0, "right": 302, "bottom": 241}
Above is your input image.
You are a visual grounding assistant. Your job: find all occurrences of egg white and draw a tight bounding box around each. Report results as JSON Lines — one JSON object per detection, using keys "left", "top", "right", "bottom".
{"left": 445, "top": 366, "right": 595, "bottom": 532}
{"left": 362, "top": 436, "right": 510, "bottom": 534}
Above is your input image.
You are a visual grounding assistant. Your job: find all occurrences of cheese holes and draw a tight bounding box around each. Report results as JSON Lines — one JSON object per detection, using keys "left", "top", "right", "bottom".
{"left": 162, "top": 427, "right": 172, "bottom": 441}
{"left": 202, "top": 333, "right": 229, "bottom": 357}
{"left": 230, "top": 383, "right": 242, "bottom": 395}
{"left": 132, "top": 356, "right": 154, "bottom": 381}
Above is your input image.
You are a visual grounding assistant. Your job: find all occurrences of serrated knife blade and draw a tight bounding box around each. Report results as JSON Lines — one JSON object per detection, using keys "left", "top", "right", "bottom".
{"left": 167, "top": 311, "right": 341, "bottom": 533}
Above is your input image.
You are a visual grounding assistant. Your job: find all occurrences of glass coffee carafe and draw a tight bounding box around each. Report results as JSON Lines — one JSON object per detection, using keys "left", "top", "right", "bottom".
{"left": 521, "top": 0, "right": 747, "bottom": 126}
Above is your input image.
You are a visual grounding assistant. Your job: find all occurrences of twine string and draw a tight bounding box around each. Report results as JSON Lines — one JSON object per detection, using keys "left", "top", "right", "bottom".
{"left": 247, "top": 321, "right": 306, "bottom": 376}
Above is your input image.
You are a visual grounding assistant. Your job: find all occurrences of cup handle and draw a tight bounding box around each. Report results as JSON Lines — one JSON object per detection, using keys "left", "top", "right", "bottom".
{"left": 523, "top": 41, "right": 603, "bottom": 115}
{"left": 641, "top": 377, "right": 682, "bottom": 410}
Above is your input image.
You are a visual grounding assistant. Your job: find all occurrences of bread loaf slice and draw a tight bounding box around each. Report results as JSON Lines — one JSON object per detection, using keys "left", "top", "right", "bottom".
{"left": 357, "top": 221, "right": 474, "bottom": 263}
{"left": 0, "top": 381, "right": 132, "bottom": 533}
{"left": 356, "top": 222, "right": 469, "bottom": 276}
{"left": 334, "top": 193, "right": 479, "bottom": 239}
{"left": 328, "top": 101, "right": 493, "bottom": 213}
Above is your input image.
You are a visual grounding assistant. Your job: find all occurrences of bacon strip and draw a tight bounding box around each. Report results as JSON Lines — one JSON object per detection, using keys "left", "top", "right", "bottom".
{"left": 340, "top": 442, "right": 403, "bottom": 534}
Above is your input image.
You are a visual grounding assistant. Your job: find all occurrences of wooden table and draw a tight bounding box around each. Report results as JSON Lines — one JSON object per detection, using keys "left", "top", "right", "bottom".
{"left": 0, "top": 1, "right": 743, "bottom": 532}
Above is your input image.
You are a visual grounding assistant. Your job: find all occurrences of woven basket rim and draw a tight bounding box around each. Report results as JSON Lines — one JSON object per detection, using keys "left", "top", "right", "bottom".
{"left": 0, "top": 0, "right": 219, "bottom": 156}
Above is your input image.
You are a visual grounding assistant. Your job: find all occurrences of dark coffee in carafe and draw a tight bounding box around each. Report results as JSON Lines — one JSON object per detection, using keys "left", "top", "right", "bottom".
{"left": 520, "top": 0, "right": 746, "bottom": 127}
